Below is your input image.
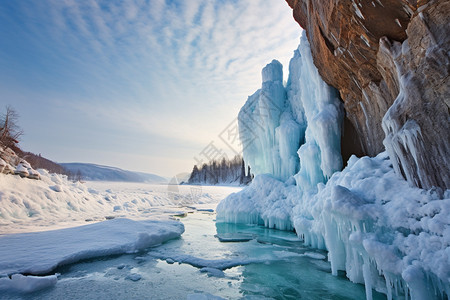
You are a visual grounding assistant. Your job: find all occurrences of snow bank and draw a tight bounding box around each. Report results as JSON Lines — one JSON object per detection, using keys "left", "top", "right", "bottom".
{"left": 0, "top": 218, "right": 184, "bottom": 276}
{"left": 217, "top": 32, "right": 450, "bottom": 299}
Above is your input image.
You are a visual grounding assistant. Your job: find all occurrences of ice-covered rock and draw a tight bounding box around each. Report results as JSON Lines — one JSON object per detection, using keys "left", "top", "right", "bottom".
{"left": 0, "top": 148, "right": 40, "bottom": 179}
{"left": 27, "top": 168, "right": 40, "bottom": 180}
{"left": 219, "top": 152, "right": 450, "bottom": 299}
{"left": 14, "top": 163, "right": 29, "bottom": 177}
{"left": 379, "top": 3, "right": 450, "bottom": 189}
{"left": 217, "top": 32, "right": 450, "bottom": 299}
{"left": 0, "top": 147, "right": 20, "bottom": 166}
{"left": 2, "top": 163, "right": 15, "bottom": 175}
{"left": 285, "top": 0, "right": 449, "bottom": 190}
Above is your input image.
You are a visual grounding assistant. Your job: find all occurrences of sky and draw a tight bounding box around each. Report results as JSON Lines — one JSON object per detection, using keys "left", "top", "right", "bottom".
{"left": 0, "top": 0, "right": 302, "bottom": 178}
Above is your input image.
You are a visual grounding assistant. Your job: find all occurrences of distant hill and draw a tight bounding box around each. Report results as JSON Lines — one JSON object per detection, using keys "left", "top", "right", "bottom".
{"left": 60, "top": 163, "right": 167, "bottom": 183}
{"left": 21, "top": 151, "right": 67, "bottom": 175}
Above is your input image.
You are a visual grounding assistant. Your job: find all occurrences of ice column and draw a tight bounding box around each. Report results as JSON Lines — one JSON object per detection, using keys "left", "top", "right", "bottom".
{"left": 293, "top": 33, "right": 343, "bottom": 191}
{"left": 238, "top": 60, "right": 302, "bottom": 181}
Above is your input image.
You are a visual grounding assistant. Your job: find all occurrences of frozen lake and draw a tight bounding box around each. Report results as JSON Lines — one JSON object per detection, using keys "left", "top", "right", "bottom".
{"left": 1, "top": 182, "right": 386, "bottom": 299}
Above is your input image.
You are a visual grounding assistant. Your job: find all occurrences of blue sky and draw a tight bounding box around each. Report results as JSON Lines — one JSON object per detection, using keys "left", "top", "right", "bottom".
{"left": 0, "top": 0, "right": 301, "bottom": 177}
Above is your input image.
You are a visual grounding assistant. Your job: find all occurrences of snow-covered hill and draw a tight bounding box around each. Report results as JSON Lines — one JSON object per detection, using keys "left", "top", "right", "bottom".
{"left": 60, "top": 163, "right": 167, "bottom": 183}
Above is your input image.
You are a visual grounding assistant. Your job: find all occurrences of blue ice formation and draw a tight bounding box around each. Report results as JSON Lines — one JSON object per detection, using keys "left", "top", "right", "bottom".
{"left": 217, "top": 32, "right": 450, "bottom": 300}
{"left": 237, "top": 33, "right": 343, "bottom": 185}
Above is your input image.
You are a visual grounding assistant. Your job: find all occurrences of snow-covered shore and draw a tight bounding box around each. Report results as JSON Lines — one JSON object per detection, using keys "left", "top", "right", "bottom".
{"left": 0, "top": 170, "right": 239, "bottom": 234}
{"left": 0, "top": 170, "right": 241, "bottom": 294}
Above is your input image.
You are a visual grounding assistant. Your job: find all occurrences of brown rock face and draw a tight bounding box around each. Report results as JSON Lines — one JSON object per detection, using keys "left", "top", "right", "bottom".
{"left": 285, "top": 0, "right": 449, "bottom": 189}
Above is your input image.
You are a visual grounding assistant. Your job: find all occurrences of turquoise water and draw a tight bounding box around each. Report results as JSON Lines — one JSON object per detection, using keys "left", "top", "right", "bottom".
{"left": 3, "top": 212, "right": 386, "bottom": 299}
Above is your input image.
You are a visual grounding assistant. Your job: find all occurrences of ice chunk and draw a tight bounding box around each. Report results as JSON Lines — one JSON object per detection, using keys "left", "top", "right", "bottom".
{"left": 150, "top": 253, "right": 263, "bottom": 270}
{"left": 187, "top": 293, "right": 225, "bottom": 300}
{"left": 214, "top": 233, "right": 254, "bottom": 242}
{"left": 0, "top": 218, "right": 184, "bottom": 276}
{"left": 125, "top": 273, "right": 142, "bottom": 281}
{"left": 0, "top": 274, "right": 58, "bottom": 293}
{"left": 303, "top": 252, "right": 326, "bottom": 260}
{"left": 200, "top": 267, "right": 225, "bottom": 278}
{"left": 50, "top": 185, "right": 63, "bottom": 192}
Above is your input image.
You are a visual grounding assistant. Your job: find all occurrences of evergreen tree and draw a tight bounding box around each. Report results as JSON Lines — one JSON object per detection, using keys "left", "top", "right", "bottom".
{"left": 187, "top": 155, "right": 252, "bottom": 185}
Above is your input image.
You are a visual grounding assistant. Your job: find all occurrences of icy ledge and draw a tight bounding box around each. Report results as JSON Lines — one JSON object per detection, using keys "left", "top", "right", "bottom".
{"left": 217, "top": 153, "right": 450, "bottom": 300}
{"left": 0, "top": 218, "right": 184, "bottom": 293}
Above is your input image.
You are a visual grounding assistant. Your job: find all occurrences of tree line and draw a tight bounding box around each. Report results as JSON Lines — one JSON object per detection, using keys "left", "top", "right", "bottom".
{"left": 187, "top": 155, "right": 253, "bottom": 185}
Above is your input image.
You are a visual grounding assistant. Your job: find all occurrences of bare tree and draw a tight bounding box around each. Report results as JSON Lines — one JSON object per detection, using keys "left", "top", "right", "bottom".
{"left": 0, "top": 106, "right": 23, "bottom": 149}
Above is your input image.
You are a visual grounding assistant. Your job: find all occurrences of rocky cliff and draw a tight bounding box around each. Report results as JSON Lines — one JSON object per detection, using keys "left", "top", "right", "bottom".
{"left": 285, "top": 0, "right": 449, "bottom": 189}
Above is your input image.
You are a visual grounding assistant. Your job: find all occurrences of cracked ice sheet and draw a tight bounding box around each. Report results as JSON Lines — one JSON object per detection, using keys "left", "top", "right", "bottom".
{"left": 0, "top": 218, "right": 184, "bottom": 278}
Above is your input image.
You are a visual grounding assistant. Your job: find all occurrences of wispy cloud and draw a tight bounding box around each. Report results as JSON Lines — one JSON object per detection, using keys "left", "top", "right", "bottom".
{"left": 0, "top": 0, "right": 301, "bottom": 176}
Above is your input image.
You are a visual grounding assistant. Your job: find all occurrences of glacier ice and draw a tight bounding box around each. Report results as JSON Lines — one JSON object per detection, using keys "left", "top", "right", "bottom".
{"left": 217, "top": 32, "right": 450, "bottom": 300}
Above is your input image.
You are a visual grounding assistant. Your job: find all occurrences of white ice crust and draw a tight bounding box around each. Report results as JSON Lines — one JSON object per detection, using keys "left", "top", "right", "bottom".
{"left": 0, "top": 218, "right": 184, "bottom": 277}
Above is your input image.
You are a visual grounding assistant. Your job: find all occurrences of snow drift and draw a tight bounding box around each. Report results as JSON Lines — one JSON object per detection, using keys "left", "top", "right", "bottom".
{"left": 0, "top": 168, "right": 230, "bottom": 234}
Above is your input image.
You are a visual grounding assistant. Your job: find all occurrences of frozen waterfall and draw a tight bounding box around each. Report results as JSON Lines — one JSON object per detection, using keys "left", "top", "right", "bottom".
{"left": 217, "top": 32, "right": 450, "bottom": 300}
